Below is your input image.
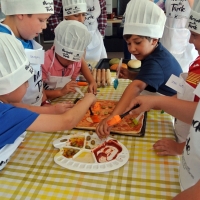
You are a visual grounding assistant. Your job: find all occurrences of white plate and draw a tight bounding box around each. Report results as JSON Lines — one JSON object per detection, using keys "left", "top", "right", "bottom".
{"left": 53, "top": 131, "right": 129, "bottom": 173}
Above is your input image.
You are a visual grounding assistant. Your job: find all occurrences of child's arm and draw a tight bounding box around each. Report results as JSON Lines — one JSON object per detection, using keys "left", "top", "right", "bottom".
{"left": 129, "top": 96, "right": 197, "bottom": 124}
{"left": 172, "top": 179, "right": 200, "bottom": 199}
{"left": 119, "top": 67, "right": 139, "bottom": 80}
{"left": 80, "top": 58, "right": 97, "bottom": 94}
{"left": 44, "top": 80, "right": 78, "bottom": 100}
{"left": 153, "top": 139, "right": 185, "bottom": 156}
{"left": 96, "top": 80, "right": 147, "bottom": 138}
{"left": 12, "top": 101, "right": 74, "bottom": 114}
{"left": 27, "top": 93, "right": 96, "bottom": 132}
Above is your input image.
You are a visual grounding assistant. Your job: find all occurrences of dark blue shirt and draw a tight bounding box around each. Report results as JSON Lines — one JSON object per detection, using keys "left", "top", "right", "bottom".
{"left": 0, "top": 24, "right": 33, "bottom": 49}
{"left": 135, "top": 42, "right": 183, "bottom": 96}
{"left": 0, "top": 103, "right": 38, "bottom": 149}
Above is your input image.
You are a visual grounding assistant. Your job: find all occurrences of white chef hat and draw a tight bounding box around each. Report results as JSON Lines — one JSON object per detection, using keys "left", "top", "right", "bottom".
{"left": 0, "top": 33, "right": 34, "bottom": 95}
{"left": 123, "top": 0, "right": 166, "bottom": 39}
{"left": 1, "top": 0, "right": 54, "bottom": 15}
{"left": 54, "top": 20, "right": 92, "bottom": 61}
{"left": 62, "top": 0, "right": 87, "bottom": 16}
{"left": 186, "top": 0, "right": 200, "bottom": 34}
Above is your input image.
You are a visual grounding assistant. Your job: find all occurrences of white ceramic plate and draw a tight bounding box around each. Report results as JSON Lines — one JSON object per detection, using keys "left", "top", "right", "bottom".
{"left": 53, "top": 131, "right": 129, "bottom": 173}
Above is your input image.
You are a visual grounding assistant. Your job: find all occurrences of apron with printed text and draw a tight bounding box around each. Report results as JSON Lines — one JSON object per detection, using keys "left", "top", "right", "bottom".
{"left": 160, "top": 0, "right": 198, "bottom": 72}
{"left": 179, "top": 101, "right": 200, "bottom": 190}
{"left": 175, "top": 72, "right": 195, "bottom": 142}
{"left": 22, "top": 40, "right": 44, "bottom": 106}
{"left": 0, "top": 23, "right": 44, "bottom": 106}
{"left": 84, "top": 0, "right": 107, "bottom": 61}
{"left": 44, "top": 52, "right": 75, "bottom": 89}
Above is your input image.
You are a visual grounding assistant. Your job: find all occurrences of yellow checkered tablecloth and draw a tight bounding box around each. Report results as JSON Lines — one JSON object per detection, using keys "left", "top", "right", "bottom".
{"left": 0, "top": 72, "right": 181, "bottom": 200}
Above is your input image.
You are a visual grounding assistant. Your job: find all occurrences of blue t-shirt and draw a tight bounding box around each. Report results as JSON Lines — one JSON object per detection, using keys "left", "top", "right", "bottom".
{"left": 0, "top": 103, "right": 39, "bottom": 149}
{"left": 135, "top": 43, "right": 183, "bottom": 96}
{"left": 0, "top": 24, "right": 33, "bottom": 49}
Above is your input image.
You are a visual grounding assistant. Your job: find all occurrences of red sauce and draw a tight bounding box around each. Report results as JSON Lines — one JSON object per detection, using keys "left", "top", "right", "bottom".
{"left": 92, "top": 140, "right": 122, "bottom": 163}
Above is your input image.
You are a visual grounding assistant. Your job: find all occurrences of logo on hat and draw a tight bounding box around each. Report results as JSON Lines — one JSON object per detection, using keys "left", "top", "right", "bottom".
{"left": 62, "top": 48, "right": 73, "bottom": 59}
{"left": 73, "top": 54, "right": 80, "bottom": 61}
{"left": 188, "top": 15, "right": 200, "bottom": 30}
{"left": 43, "top": 1, "right": 54, "bottom": 12}
{"left": 65, "top": 6, "right": 82, "bottom": 15}
{"left": 65, "top": 8, "right": 73, "bottom": 15}
{"left": 73, "top": 6, "right": 82, "bottom": 13}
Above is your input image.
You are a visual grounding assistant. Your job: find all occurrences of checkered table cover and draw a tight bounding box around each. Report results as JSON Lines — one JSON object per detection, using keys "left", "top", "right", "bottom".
{"left": 0, "top": 70, "right": 181, "bottom": 200}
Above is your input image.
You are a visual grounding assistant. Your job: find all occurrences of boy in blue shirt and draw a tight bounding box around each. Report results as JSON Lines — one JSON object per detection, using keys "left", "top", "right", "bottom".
{"left": 0, "top": 0, "right": 54, "bottom": 106}
{"left": 96, "top": 0, "right": 182, "bottom": 137}
{"left": 0, "top": 33, "right": 96, "bottom": 170}
{"left": 0, "top": 0, "right": 74, "bottom": 114}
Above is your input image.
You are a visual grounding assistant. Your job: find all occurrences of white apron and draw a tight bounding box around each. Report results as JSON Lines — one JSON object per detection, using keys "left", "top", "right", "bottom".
{"left": 84, "top": 0, "right": 107, "bottom": 61}
{"left": 44, "top": 52, "right": 75, "bottom": 89}
{"left": 175, "top": 73, "right": 195, "bottom": 142}
{"left": 160, "top": 0, "right": 198, "bottom": 72}
{"left": 22, "top": 40, "right": 44, "bottom": 106}
{"left": 179, "top": 101, "right": 200, "bottom": 190}
{"left": 0, "top": 132, "right": 26, "bottom": 170}
{"left": 0, "top": 22, "right": 44, "bottom": 106}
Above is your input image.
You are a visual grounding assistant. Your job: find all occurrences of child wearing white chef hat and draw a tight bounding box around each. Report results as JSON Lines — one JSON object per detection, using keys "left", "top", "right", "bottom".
{"left": 96, "top": 0, "right": 182, "bottom": 136}
{"left": 0, "top": 33, "right": 96, "bottom": 171}
{"left": 42, "top": 20, "right": 96, "bottom": 100}
{"left": 0, "top": 1, "right": 67, "bottom": 112}
{"left": 121, "top": 0, "right": 182, "bottom": 97}
{"left": 0, "top": 0, "right": 74, "bottom": 114}
{"left": 62, "top": 0, "right": 97, "bottom": 94}
{"left": 63, "top": 0, "right": 87, "bottom": 22}
{"left": 141, "top": 0, "right": 200, "bottom": 157}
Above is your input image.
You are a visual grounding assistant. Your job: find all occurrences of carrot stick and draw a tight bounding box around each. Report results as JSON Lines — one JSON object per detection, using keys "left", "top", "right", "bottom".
{"left": 77, "top": 82, "right": 88, "bottom": 86}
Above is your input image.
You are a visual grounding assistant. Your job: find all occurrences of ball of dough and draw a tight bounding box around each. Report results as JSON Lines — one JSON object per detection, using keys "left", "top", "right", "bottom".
{"left": 110, "top": 63, "right": 127, "bottom": 71}
{"left": 128, "top": 60, "right": 141, "bottom": 69}
{"left": 109, "top": 58, "right": 120, "bottom": 65}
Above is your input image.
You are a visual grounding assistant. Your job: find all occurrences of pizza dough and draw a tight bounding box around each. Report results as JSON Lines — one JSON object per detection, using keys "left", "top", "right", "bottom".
{"left": 127, "top": 60, "right": 141, "bottom": 69}
{"left": 76, "top": 100, "right": 145, "bottom": 135}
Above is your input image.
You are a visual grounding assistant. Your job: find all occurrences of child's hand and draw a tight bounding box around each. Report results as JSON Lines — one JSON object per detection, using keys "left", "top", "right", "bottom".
{"left": 118, "top": 68, "right": 131, "bottom": 79}
{"left": 128, "top": 96, "right": 159, "bottom": 115}
{"left": 96, "top": 116, "right": 113, "bottom": 139}
{"left": 61, "top": 81, "right": 78, "bottom": 96}
{"left": 153, "top": 138, "right": 185, "bottom": 156}
{"left": 87, "top": 81, "right": 97, "bottom": 95}
{"left": 51, "top": 102, "right": 74, "bottom": 114}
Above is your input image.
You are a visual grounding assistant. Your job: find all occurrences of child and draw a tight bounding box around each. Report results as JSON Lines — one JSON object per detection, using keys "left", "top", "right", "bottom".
{"left": 0, "top": 33, "right": 96, "bottom": 170}
{"left": 125, "top": 95, "right": 199, "bottom": 199}
{"left": 0, "top": 0, "right": 54, "bottom": 106}
{"left": 48, "top": 0, "right": 107, "bottom": 49}
{"left": 148, "top": 0, "right": 200, "bottom": 156}
{"left": 62, "top": 0, "right": 97, "bottom": 93}
{"left": 63, "top": 0, "right": 87, "bottom": 23}
{"left": 96, "top": 0, "right": 182, "bottom": 137}
{"left": 42, "top": 20, "right": 97, "bottom": 99}
{"left": 160, "top": 0, "right": 198, "bottom": 72}
{"left": 0, "top": 0, "right": 73, "bottom": 114}
{"left": 84, "top": 0, "right": 107, "bottom": 61}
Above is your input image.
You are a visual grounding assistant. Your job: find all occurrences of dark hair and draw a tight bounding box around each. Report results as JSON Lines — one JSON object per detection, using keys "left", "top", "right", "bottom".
{"left": 27, "top": 14, "right": 32, "bottom": 17}
{"left": 123, "top": 34, "right": 152, "bottom": 42}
